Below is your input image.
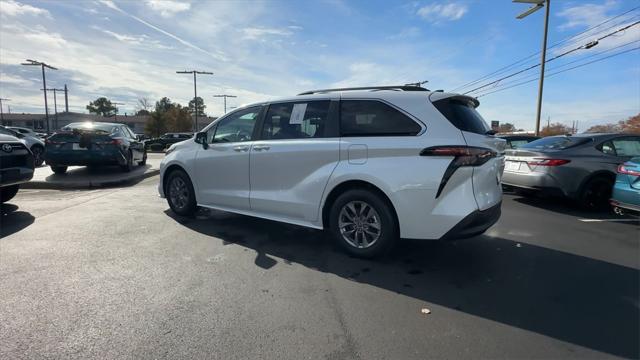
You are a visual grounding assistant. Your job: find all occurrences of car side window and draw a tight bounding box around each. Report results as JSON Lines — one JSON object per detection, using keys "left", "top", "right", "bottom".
{"left": 598, "top": 141, "right": 616, "bottom": 155}
{"left": 612, "top": 137, "right": 640, "bottom": 157}
{"left": 211, "top": 106, "right": 261, "bottom": 143}
{"left": 262, "top": 101, "right": 331, "bottom": 140}
{"left": 340, "top": 100, "right": 421, "bottom": 136}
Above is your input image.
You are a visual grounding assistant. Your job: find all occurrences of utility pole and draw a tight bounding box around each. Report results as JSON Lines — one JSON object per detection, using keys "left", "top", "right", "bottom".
{"left": 64, "top": 84, "right": 69, "bottom": 112}
{"left": 42, "top": 88, "right": 64, "bottom": 130}
{"left": 515, "top": 0, "right": 550, "bottom": 137}
{"left": 176, "top": 70, "right": 213, "bottom": 132}
{"left": 0, "top": 98, "right": 9, "bottom": 125}
{"left": 111, "top": 102, "right": 125, "bottom": 123}
{"left": 21, "top": 59, "right": 57, "bottom": 134}
{"left": 213, "top": 94, "right": 237, "bottom": 114}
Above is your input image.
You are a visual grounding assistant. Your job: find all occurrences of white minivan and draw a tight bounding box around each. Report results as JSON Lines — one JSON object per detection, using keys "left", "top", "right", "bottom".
{"left": 159, "top": 85, "right": 505, "bottom": 257}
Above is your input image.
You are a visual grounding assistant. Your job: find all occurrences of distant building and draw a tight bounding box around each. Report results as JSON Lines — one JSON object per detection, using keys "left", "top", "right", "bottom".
{"left": 1, "top": 112, "right": 217, "bottom": 134}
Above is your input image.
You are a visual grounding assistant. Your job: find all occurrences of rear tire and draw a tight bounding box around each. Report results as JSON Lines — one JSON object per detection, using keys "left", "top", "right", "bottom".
{"left": 328, "top": 189, "right": 397, "bottom": 258}
{"left": 121, "top": 151, "right": 133, "bottom": 172}
{"left": 51, "top": 166, "right": 67, "bottom": 174}
{"left": 0, "top": 185, "right": 19, "bottom": 203}
{"left": 579, "top": 176, "right": 614, "bottom": 211}
{"left": 165, "top": 169, "right": 197, "bottom": 217}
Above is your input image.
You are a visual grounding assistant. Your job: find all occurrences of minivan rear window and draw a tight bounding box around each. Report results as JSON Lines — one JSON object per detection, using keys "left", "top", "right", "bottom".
{"left": 433, "top": 98, "right": 489, "bottom": 135}
{"left": 521, "top": 136, "right": 591, "bottom": 150}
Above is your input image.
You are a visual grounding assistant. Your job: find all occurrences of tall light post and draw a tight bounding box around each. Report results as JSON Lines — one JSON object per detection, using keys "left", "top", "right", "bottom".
{"left": 0, "top": 98, "right": 9, "bottom": 125}
{"left": 213, "top": 94, "right": 237, "bottom": 114}
{"left": 176, "top": 70, "right": 213, "bottom": 132}
{"left": 515, "top": 0, "right": 550, "bottom": 136}
{"left": 21, "top": 59, "right": 57, "bottom": 134}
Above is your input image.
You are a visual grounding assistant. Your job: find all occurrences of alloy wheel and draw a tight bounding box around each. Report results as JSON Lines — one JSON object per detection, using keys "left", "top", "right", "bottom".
{"left": 338, "top": 200, "right": 382, "bottom": 249}
{"left": 169, "top": 177, "right": 189, "bottom": 210}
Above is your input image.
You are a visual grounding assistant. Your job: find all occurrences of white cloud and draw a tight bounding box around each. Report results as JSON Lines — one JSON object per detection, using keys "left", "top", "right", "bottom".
{"left": 242, "top": 27, "right": 294, "bottom": 40}
{"left": 145, "top": 0, "right": 191, "bottom": 18}
{"left": 0, "top": 73, "right": 34, "bottom": 86}
{"left": 0, "top": 0, "right": 51, "bottom": 18}
{"left": 417, "top": 2, "right": 467, "bottom": 23}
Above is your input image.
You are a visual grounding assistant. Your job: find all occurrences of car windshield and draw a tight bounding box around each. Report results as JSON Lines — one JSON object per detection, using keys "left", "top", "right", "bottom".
{"left": 520, "top": 136, "right": 590, "bottom": 150}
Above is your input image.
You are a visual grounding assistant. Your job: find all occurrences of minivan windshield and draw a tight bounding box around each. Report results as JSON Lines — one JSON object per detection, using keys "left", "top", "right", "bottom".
{"left": 521, "top": 136, "right": 591, "bottom": 150}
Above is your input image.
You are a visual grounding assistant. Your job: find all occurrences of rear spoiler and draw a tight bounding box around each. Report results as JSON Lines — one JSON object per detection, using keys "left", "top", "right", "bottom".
{"left": 428, "top": 92, "right": 479, "bottom": 108}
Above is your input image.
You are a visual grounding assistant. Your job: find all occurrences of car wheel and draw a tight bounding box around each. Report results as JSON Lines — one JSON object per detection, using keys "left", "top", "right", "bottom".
{"left": 138, "top": 151, "right": 147, "bottom": 166}
{"left": 51, "top": 165, "right": 67, "bottom": 174}
{"left": 580, "top": 176, "right": 613, "bottom": 211}
{"left": 329, "top": 189, "right": 397, "bottom": 258}
{"left": 121, "top": 151, "right": 133, "bottom": 172}
{"left": 0, "top": 185, "right": 20, "bottom": 203}
{"left": 166, "top": 169, "right": 197, "bottom": 216}
{"left": 30, "top": 145, "right": 44, "bottom": 167}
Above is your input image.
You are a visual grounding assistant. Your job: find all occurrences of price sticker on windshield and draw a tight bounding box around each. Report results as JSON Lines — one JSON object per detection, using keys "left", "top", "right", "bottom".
{"left": 290, "top": 103, "right": 307, "bottom": 125}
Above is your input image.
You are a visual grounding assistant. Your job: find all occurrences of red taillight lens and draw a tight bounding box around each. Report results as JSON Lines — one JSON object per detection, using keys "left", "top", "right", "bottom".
{"left": 527, "top": 158, "right": 570, "bottom": 166}
{"left": 420, "top": 146, "right": 496, "bottom": 166}
{"left": 97, "top": 139, "right": 123, "bottom": 145}
{"left": 45, "top": 139, "right": 61, "bottom": 145}
{"left": 618, "top": 164, "right": 640, "bottom": 176}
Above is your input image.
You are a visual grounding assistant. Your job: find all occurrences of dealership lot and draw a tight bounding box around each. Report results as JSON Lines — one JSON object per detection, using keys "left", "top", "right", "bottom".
{"left": 0, "top": 176, "right": 638, "bottom": 359}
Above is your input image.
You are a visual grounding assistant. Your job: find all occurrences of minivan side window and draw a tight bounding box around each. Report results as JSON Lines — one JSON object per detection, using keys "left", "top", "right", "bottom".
{"left": 262, "top": 101, "right": 331, "bottom": 140}
{"left": 339, "top": 100, "right": 421, "bottom": 136}
{"left": 211, "top": 106, "right": 261, "bottom": 143}
{"left": 612, "top": 137, "right": 640, "bottom": 157}
{"left": 433, "top": 99, "right": 490, "bottom": 135}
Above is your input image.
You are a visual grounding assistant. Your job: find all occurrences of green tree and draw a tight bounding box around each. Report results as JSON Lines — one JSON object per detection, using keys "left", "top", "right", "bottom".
{"left": 188, "top": 96, "right": 206, "bottom": 117}
{"left": 165, "top": 105, "right": 193, "bottom": 132}
{"left": 145, "top": 111, "right": 167, "bottom": 137}
{"left": 86, "top": 97, "right": 116, "bottom": 117}
{"left": 155, "top": 97, "right": 174, "bottom": 114}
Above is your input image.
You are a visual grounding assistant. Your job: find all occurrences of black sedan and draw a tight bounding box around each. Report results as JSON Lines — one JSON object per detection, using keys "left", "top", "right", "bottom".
{"left": 44, "top": 122, "right": 147, "bottom": 174}
{"left": 144, "top": 133, "right": 192, "bottom": 151}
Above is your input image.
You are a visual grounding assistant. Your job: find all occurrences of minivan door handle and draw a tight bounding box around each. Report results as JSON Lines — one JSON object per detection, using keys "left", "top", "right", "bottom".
{"left": 253, "top": 145, "right": 270, "bottom": 151}
{"left": 233, "top": 145, "right": 250, "bottom": 152}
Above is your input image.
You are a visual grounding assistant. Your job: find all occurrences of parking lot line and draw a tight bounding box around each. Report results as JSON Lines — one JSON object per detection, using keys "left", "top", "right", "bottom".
{"left": 578, "top": 218, "right": 640, "bottom": 223}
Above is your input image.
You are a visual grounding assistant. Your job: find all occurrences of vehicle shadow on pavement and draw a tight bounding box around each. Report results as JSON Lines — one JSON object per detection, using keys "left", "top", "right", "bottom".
{"left": 164, "top": 208, "right": 639, "bottom": 359}
{"left": 0, "top": 203, "right": 35, "bottom": 238}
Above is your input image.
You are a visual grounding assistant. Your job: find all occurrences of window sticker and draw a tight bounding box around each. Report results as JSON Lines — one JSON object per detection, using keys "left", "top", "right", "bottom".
{"left": 290, "top": 103, "right": 307, "bottom": 125}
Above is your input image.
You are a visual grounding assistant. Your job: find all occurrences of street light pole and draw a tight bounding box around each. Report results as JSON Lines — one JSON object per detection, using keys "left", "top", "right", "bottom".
{"left": 42, "top": 88, "right": 64, "bottom": 130}
{"left": 515, "top": 0, "right": 550, "bottom": 136}
{"left": 111, "top": 102, "right": 125, "bottom": 122}
{"left": 176, "top": 70, "right": 213, "bottom": 132}
{"left": 21, "top": 59, "right": 57, "bottom": 134}
{"left": 0, "top": 98, "right": 9, "bottom": 125}
{"left": 213, "top": 94, "right": 237, "bottom": 114}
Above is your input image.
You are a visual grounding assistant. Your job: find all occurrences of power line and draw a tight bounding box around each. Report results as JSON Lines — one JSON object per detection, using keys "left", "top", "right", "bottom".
{"left": 462, "top": 20, "right": 640, "bottom": 95}
{"left": 450, "top": 5, "right": 640, "bottom": 92}
{"left": 474, "top": 39, "right": 640, "bottom": 95}
{"left": 476, "top": 46, "right": 640, "bottom": 98}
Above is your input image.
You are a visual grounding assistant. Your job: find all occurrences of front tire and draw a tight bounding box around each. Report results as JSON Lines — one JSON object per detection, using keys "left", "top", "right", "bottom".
{"left": 31, "top": 145, "right": 44, "bottom": 167}
{"left": 328, "top": 189, "right": 397, "bottom": 258}
{"left": 165, "top": 169, "right": 197, "bottom": 217}
{"left": 0, "top": 185, "right": 19, "bottom": 203}
{"left": 51, "top": 165, "right": 67, "bottom": 174}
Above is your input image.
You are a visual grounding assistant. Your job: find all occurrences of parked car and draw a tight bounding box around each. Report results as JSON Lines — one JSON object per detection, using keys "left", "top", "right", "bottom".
{"left": 610, "top": 157, "right": 640, "bottom": 215}
{"left": 6, "top": 126, "right": 45, "bottom": 139}
{"left": 44, "top": 122, "right": 147, "bottom": 174}
{"left": 0, "top": 125, "right": 45, "bottom": 167}
{"left": 498, "top": 134, "right": 539, "bottom": 149}
{"left": 503, "top": 133, "right": 640, "bottom": 209}
{"left": 136, "top": 133, "right": 150, "bottom": 142}
{"left": 0, "top": 133, "right": 35, "bottom": 203}
{"left": 144, "top": 133, "right": 192, "bottom": 151}
{"left": 159, "top": 85, "right": 505, "bottom": 257}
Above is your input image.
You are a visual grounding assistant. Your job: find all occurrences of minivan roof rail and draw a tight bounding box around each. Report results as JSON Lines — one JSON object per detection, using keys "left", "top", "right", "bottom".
{"left": 297, "top": 85, "right": 430, "bottom": 96}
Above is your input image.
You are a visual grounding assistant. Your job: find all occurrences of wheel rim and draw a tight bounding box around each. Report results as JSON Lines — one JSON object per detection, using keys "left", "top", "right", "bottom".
{"left": 338, "top": 200, "right": 381, "bottom": 249}
{"left": 169, "top": 177, "right": 189, "bottom": 210}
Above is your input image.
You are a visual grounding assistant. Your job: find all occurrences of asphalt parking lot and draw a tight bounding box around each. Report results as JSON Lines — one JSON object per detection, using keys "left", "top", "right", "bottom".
{"left": 1, "top": 177, "right": 638, "bottom": 359}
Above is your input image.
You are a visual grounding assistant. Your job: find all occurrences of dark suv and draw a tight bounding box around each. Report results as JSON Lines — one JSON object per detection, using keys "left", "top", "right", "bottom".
{"left": 144, "top": 133, "right": 192, "bottom": 151}
{"left": 0, "top": 133, "right": 35, "bottom": 203}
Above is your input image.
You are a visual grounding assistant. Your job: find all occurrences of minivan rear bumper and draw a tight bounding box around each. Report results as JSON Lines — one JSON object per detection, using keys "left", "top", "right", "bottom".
{"left": 439, "top": 201, "right": 501, "bottom": 240}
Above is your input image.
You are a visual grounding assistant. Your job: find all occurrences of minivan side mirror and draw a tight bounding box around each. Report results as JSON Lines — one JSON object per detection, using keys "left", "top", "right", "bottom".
{"left": 195, "top": 131, "right": 208, "bottom": 149}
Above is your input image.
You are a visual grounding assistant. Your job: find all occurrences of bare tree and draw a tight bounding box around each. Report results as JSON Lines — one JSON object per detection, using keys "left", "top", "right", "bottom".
{"left": 135, "top": 98, "right": 152, "bottom": 115}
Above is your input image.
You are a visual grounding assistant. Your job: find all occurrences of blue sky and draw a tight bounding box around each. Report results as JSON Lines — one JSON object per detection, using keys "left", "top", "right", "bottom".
{"left": 0, "top": 0, "right": 638, "bottom": 131}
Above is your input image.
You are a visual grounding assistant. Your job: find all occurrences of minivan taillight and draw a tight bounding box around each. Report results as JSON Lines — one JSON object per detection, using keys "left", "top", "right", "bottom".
{"left": 420, "top": 146, "right": 497, "bottom": 198}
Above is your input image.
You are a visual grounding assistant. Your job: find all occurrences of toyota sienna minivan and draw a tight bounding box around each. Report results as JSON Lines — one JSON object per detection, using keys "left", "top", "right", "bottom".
{"left": 159, "top": 85, "right": 505, "bottom": 257}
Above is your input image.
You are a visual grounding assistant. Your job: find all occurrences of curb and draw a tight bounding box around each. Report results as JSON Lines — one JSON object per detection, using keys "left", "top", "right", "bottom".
{"left": 22, "top": 169, "right": 160, "bottom": 190}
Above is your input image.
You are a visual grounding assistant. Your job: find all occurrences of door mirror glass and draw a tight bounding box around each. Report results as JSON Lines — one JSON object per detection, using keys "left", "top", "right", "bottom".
{"left": 195, "top": 131, "right": 208, "bottom": 149}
